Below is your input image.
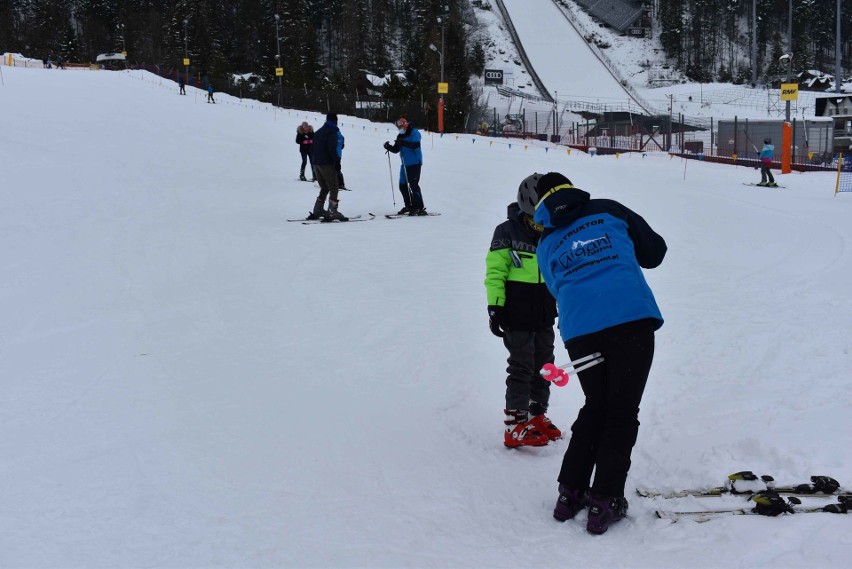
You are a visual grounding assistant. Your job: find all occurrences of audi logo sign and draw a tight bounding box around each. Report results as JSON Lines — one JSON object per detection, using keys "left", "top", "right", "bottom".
{"left": 484, "top": 69, "right": 504, "bottom": 85}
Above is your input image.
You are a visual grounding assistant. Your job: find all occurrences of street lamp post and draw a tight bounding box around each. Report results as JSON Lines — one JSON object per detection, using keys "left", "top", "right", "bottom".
{"left": 183, "top": 19, "right": 189, "bottom": 86}
{"left": 274, "top": 14, "right": 282, "bottom": 105}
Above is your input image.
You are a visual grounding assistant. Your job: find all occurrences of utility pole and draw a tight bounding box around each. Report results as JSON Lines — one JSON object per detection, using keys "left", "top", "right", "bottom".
{"left": 118, "top": 23, "right": 127, "bottom": 68}
{"left": 274, "top": 14, "right": 282, "bottom": 106}
{"left": 751, "top": 0, "right": 757, "bottom": 86}
{"left": 183, "top": 19, "right": 189, "bottom": 86}
{"left": 435, "top": 5, "right": 449, "bottom": 133}
{"left": 668, "top": 93, "right": 673, "bottom": 151}
{"left": 836, "top": 0, "right": 842, "bottom": 93}
{"left": 785, "top": 0, "right": 792, "bottom": 122}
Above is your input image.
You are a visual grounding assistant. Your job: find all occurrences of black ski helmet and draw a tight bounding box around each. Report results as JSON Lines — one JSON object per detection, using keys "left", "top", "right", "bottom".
{"left": 517, "top": 173, "right": 542, "bottom": 215}
{"left": 764, "top": 138, "right": 771, "bottom": 144}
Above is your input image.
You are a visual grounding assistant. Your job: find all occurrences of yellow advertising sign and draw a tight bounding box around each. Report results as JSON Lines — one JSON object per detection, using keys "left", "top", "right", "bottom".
{"left": 122, "top": 51, "right": 127, "bottom": 57}
{"left": 438, "top": 82, "right": 449, "bottom": 94}
{"left": 780, "top": 83, "right": 799, "bottom": 101}
{"left": 275, "top": 68, "right": 284, "bottom": 77}
{"left": 183, "top": 58, "right": 190, "bottom": 66}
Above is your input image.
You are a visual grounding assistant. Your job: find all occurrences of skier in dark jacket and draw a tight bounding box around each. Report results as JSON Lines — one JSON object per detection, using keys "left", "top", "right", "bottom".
{"left": 485, "top": 173, "right": 560, "bottom": 449}
{"left": 383, "top": 117, "right": 426, "bottom": 215}
{"left": 533, "top": 172, "right": 666, "bottom": 535}
{"left": 308, "top": 113, "right": 346, "bottom": 221}
{"left": 296, "top": 122, "right": 315, "bottom": 181}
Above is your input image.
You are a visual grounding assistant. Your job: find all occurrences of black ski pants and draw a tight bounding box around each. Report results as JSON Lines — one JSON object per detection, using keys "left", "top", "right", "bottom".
{"left": 557, "top": 318, "right": 656, "bottom": 498}
{"left": 300, "top": 151, "right": 314, "bottom": 178}
{"left": 503, "top": 327, "right": 555, "bottom": 415}
{"left": 398, "top": 163, "right": 424, "bottom": 209}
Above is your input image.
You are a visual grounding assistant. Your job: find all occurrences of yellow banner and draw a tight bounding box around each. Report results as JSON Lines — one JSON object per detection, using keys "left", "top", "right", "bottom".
{"left": 183, "top": 58, "right": 190, "bottom": 66}
{"left": 780, "top": 83, "right": 799, "bottom": 101}
{"left": 275, "top": 68, "right": 284, "bottom": 77}
{"left": 438, "top": 82, "right": 449, "bottom": 94}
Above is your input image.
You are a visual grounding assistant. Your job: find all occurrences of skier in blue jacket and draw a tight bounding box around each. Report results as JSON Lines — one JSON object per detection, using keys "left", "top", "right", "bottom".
{"left": 383, "top": 117, "right": 427, "bottom": 215}
{"left": 532, "top": 172, "right": 667, "bottom": 535}
{"left": 757, "top": 138, "right": 777, "bottom": 187}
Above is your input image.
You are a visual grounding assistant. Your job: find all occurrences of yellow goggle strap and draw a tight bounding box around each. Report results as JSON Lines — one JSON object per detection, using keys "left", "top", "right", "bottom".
{"left": 535, "top": 183, "right": 574, "bottom": 210}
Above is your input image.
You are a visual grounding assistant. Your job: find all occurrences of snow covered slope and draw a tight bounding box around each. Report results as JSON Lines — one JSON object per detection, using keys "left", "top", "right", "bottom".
{"left": 1, "top": 66, "right": 850, "bottom": 568}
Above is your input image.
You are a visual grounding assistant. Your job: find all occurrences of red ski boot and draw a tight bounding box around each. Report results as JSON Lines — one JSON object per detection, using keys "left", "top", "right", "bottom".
{"left": 504, "top": 409, "right": 549, "bottom": 448}
{"left": 529, "top": 414, "right": 563, "bottom": 442}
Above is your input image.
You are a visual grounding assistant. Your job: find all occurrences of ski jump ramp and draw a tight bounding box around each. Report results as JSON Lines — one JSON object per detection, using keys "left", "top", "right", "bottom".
{"left": 499, "top": 0, "right": 645, "bottom": 110}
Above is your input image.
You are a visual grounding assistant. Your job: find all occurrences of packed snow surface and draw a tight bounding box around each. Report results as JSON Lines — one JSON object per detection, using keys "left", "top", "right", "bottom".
{"left": 1, "top": 64, "right": 850, "bottom": 568}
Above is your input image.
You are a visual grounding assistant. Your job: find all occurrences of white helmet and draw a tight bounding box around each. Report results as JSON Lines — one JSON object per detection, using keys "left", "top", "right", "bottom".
{"left": 517, "top": 173, "right": 542, "bottom": 215}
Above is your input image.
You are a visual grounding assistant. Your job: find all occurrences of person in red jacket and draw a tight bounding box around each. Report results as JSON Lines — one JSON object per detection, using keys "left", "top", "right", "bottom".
{"left": 296, "top": 122, "right": 315, "bottom": 181}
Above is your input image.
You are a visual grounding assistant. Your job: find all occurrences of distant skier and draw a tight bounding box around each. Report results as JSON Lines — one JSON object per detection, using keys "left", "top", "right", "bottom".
{"left": 757, "top": 138, "right": 777, "bottom": 187}
{"left": 207, "top": 83, "right": 215, "bottom": 103}
{"left": 295, "top": 122, "right": 315, "bottom": 181}
{"left": 307, "top": 112, "right": 347, "bottom": 221}
{"left": 179, "top": 74, "right": 186, "bottom": 95}
{"left": 485, "top": 173, "right": 560, "bottom": 449}
{"left": 383, "top": 117, "right": 426, "bottom": 215}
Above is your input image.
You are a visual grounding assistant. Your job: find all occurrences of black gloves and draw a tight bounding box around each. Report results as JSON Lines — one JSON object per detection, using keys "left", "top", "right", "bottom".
{"left": 488, "top": 305, "right": 505, "bottom": 337}
{"left": 383, "top": 141, "right": 391, "bottom": 151}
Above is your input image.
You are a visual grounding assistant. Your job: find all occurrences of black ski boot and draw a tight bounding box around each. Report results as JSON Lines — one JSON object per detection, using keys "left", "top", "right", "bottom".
{"left": 587, "top": 495, "right": 628, "bottom": 534}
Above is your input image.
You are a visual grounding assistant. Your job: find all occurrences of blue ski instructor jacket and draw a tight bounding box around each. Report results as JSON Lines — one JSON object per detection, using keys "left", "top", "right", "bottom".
{"left": 534, "top": 183, "right": 666, "bottom": 344}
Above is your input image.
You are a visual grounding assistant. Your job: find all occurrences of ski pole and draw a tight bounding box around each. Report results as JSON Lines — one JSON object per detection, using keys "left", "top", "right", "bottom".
{"left": 540, "top": 352, "right": 605, "bottom": 387}
{"left": 742, "top": 129, "right": 759, "bottom": 152}
{"left": 386, "top": 151, "right": 396, "bottom": 207}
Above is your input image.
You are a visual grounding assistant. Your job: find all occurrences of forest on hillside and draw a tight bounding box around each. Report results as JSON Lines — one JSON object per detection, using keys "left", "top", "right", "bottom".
{"left": 1, "top": 1, "right": 850, "bottom": 128}
{"left": 0, "top": 0, "right": 483, "bottom": 130}
{"left": 654, "top": 0, "right": 851, "bottom": 84}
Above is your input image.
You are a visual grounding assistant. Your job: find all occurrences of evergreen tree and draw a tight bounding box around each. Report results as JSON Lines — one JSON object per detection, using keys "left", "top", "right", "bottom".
{"left": 659, "top": 0, "right": 685, "bottom": 67}
{"left": 61, "top": 23, "right": 82, "bottom": 62}
{"left": 30, "top": 0, "right": 73, "bottom": 59}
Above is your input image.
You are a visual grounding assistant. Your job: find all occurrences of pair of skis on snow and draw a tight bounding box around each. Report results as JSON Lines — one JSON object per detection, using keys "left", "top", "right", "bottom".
{"left": 287, "top": 212, "right": 441, "bottom": 225}
{"left": 743, "top": 182, "right": 786, "bottom": 188}
{"left": 639, "top": 471, "right": 850, "bottom": 521}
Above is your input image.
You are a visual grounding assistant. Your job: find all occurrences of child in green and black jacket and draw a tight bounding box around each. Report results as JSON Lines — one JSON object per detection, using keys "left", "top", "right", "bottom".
{"left": 485, "top": 173, "right": 560, "bottom": 448}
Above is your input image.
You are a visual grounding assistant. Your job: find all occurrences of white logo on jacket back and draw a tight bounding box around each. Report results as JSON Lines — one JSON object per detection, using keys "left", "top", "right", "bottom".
{"left": 559, "top": 233, "right": 614, "bottom": 269}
